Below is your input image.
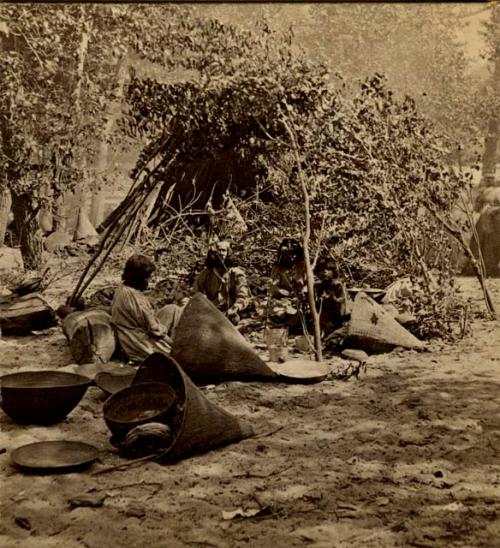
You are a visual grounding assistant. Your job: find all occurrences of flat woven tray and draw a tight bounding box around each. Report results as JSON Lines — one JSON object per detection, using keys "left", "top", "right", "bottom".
{"left": 11, "top": 441, "right": 98, "bottom": 471}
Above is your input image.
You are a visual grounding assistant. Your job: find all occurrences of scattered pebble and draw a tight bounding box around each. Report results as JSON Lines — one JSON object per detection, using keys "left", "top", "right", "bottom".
{"left": 124, "top": 505, "right": 146, "bottom": 518}
{"left": 69, "top": 494, "right": 106, "bottom": 509}
{"left": 14, "top": 516, "right": 31, "bottom": 530}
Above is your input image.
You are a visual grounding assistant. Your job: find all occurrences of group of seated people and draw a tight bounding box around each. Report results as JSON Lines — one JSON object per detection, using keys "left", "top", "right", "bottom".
{"left": 111, "top": 238, "right": 348, "bottom": 363}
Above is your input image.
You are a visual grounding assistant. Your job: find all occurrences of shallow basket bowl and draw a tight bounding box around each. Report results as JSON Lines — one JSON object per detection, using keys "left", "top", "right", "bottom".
{"left": 0, "top": 371, "right": 91, "bottom": 425}
{"left": 95, "top": 371, "right": 136, "bottom": 397}
{"left": 103, "top": 382, "right": 177, "bottom": 439}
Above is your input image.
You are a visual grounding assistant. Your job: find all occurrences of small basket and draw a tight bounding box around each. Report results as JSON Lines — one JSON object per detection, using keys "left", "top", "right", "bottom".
{"left": 103, "top": 382, "right": 177, "bottom": 439}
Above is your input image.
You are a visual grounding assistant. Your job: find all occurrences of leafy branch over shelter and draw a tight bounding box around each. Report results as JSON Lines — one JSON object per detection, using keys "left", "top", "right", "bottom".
{"left": 84, "top": 19, "right": 470, "bottom": 340}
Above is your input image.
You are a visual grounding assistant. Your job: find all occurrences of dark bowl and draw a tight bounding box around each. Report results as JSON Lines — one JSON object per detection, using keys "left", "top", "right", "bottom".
{"left": 103, "top": 382, "right": 177, "bottom": 439}
{"left": 1, "top": 371, "right": 91, "bottom": 425}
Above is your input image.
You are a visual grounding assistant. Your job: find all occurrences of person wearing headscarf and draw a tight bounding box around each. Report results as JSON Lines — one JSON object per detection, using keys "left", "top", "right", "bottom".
{"left": 192, "top": 240, "right": 251, "bottom": 324}
{"left": 111, "top": 254, "right": 183, "bottom": 363}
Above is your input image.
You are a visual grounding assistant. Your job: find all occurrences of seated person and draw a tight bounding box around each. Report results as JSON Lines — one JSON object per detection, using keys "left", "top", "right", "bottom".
{"left": 269, "top": 241, "right": 350, "bottom": 337}
{"left": 314, "top": 258, "right": 351, "bottom": 335}
{"left": 193, "top": 240, "right": 251, "bottom": 324}
{"left": 270, "top": 238, "right": 306, "bottom": 298}
{"left": 268, "top": 238, "right": 307, "bottom": 332}
{"left": 111, "top": 254, "right": 183, "bottom": 363}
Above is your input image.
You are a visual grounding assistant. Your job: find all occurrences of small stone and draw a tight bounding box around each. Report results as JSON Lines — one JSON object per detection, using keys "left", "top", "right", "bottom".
{"left": 376, "top": 497, "right": 390, "bottom": 506}
{"left": 11, "top": 491, "right": 27, "bottom": 503}
{"left": 14, "top": 516, "right": 31, "bottom": 530}
{"left": 340, "top": 349, "right": 368, "bottom": 363}
{"left": 69, "top": 494, "right": 106, "bottom": 508}
{"left": 125, "top": 506, "right": 146, "bottom": 518}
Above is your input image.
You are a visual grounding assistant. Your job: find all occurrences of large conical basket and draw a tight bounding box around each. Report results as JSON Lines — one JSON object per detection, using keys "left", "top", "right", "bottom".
{"left": 171, "top": 293, "right": 277, "bottom": 383}
{"left": 345, "top": 292, "right": 425, "bottom": 353}
{"left": 132, "top": 352, "right": 254, "bottom": 462}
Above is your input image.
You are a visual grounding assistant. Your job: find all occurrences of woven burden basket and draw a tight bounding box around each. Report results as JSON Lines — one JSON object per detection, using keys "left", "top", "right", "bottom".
{"left": 132, "top": 352, "right": 254, "bottom": 462}
{"left": 171, "top": 293, "right": 276, "bottom": 384}
{"left": 345, "top": 292, "right": 425, "bottom": 353}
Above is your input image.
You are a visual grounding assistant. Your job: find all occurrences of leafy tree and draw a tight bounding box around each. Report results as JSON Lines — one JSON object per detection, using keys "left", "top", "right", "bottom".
{"left": 0, "top": 4, "right": 125, "bottom": 267}
{"left": 0, "top": 4, "right": 198, "bottom": 269}
{"left": 1, "top": 6, "right": 77, "bottom": 266}
{"left": 202, "top": 3, "right": 480, "bottom": 154}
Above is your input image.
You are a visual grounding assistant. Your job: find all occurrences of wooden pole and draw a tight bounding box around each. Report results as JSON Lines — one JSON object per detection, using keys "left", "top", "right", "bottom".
{"left": 69, "top": 155, "right": 176, "bottom": 305}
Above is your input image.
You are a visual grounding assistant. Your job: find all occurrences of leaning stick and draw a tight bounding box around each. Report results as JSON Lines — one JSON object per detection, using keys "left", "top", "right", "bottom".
{"left": 70, "top": 155, "right": 176, "bottom": 304}
{"left": 91, "top": 452, "right": 165, "bottom": 476}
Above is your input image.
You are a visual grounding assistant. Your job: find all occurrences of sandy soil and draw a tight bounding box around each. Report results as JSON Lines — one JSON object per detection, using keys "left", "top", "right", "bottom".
{"left": 0, "top": 272, "right": 499, "bottom": 548}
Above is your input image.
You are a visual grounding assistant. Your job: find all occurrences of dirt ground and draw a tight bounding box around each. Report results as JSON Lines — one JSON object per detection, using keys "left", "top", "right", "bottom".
{"left": 1, "top": 267, "right": 500, "bottom": 548}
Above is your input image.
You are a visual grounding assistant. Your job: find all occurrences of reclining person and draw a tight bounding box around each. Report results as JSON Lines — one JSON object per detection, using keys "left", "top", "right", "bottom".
{"left": 111, "top": 254, "right": 183, "bottom": 363}
{"left": 193, "top": 240, "right": 251, "bottom": 324}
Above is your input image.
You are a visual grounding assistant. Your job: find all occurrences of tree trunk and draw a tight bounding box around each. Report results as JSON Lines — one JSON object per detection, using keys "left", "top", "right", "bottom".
{"left": 74, "top": 14, "right": 91, "bottom": 118}
{"left": 53, "top": 192, "right": 67, "bottom": 231}
{"left": 88, "top": 180, "right": 104, "bottom": 229}
{"left": 482, "top": 115, "right": 499, "bottom": 185}
{"left": 482, "top": 11, "right": 500, "bottom": 186}
{"left": 38, "top": 182, "right": 53, "bottom": 234}
{"left": 11, "top": 191, "right": 43, "bottom": 271}
{"left": 89, "top": 57, "right": 128, "bottom": 227}
{"left": 0, "top": 186, "right": 12, "bottom": 246}
{"left": 70, "top": 14, "right": 92, "bottom": 229}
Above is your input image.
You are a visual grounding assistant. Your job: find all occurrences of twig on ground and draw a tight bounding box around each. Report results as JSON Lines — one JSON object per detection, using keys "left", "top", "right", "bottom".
{"left": 90, "top": 481, "right": 163, "bottom": 492}
{"left": 253, "top": 425, "right": 285, "bottom": 438}
{"left": 91, "top": 452, "right": 164, "bottom": 476}
{"left": 232, "top": 464, "right": 293, "bottom": 479}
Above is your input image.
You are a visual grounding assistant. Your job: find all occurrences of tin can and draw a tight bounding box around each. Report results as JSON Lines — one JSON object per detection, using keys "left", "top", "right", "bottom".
{"left": 265, "top": 327, "right": 288, "bottom": 362}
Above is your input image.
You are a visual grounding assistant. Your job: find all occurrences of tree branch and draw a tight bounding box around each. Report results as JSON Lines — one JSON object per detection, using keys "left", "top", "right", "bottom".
{"left": 281, "top": 112, "right": 323, "bottom": 361}
{"left": 425, "top": 202, "right": 496, "bottom": 319}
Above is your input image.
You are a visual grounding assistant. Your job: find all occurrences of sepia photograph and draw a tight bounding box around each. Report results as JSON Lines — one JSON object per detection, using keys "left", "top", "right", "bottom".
{"left": 0, "top": 2, "right": 499, "bottom": 546}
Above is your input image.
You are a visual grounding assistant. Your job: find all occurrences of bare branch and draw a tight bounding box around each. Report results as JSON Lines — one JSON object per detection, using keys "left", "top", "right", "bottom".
{"left": 280, "top": 111, "right": 323, "bottom": 362}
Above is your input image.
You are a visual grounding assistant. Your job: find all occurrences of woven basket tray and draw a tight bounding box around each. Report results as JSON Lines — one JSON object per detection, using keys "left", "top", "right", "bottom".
{"left": 346, "top": 292, "right": 425, "bottom": 353}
